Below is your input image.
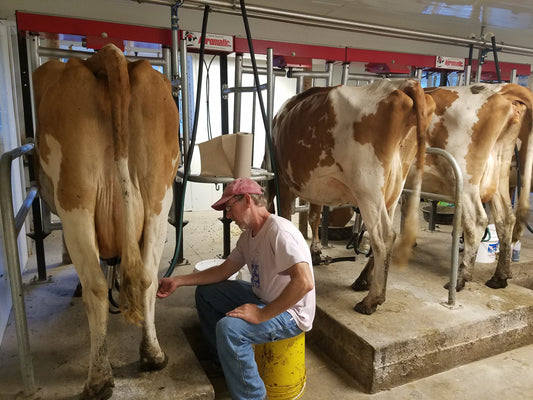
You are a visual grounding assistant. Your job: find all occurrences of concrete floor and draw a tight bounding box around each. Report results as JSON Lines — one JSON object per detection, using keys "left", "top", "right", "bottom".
{"left": 2, "top": 207, "right": 533, "bottom": 399}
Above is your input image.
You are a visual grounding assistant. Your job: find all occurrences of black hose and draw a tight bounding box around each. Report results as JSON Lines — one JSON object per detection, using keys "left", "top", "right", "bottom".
{"left": 467, "top": 44, "right": 474, "bottom": 66}
{"left": 490, "top": 36, "right": 502, "bottom": 83}
{"left": 239, "top": 0, "right": 281, "bottom": 214}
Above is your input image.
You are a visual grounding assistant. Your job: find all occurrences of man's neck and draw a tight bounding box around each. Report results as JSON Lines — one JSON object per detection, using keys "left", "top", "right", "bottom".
{"left": 250, "top": 208, "right": 271, "bottom": 237}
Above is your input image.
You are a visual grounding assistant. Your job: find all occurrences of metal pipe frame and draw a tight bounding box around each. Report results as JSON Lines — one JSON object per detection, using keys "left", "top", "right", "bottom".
{"left": 0, "top": 143, "right": 37, "bottom": 396}
{"left": 288, "top": 61, "right": 334, "bottom": 85}
{"left": 134, "top": 0, "right": 533, "bottom": 58}
{"left": 222, "top": 83, "right": 267, "bottom": 96}
{"left": 341, "top": 63, "right": 382, "bottom": 85}
{"left": 402, "top": 147, "right": 463, "bottom": 308}
{"left": 265, "top": 47, "right": 274, "bottom": 172}
{"left": 179, "top": 37, "right": 190, "bottom": 161}
{"left": 231, "top": 50, "right": 282, "bottom": 135}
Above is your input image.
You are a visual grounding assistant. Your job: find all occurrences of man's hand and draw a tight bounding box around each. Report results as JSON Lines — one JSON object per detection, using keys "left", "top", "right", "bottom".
{"left": 156, "top": 277, "right": 178, "bottom": 298}
{"left": 226, "top": 303, "right": 265, "bottom": 324}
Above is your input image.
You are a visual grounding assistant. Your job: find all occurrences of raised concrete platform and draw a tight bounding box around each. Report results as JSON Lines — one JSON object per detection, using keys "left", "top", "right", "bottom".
{"left": 308, "top": 224, "right": 533, "bottom": 393}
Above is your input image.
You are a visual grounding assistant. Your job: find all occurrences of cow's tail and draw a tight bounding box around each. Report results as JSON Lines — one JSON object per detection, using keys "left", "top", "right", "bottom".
{"left": 394, "top": 80, "right": 433, "bottom": 267}
{"left": 86, "top": 44, "right": 149, "bottom": 325}
{"left": 510, "top": 85, "right": 533, "bottom": 243}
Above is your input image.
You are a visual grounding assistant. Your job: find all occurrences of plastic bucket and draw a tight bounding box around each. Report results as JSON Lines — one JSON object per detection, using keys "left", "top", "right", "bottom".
{"left": 476, "top": 224, "right": 499, "bottom": 263}
{"left": 194, "top": 259, "right": 238, "bottom": 280}
{"left": 254, "top": 332, "right": 306, "bottom": 400}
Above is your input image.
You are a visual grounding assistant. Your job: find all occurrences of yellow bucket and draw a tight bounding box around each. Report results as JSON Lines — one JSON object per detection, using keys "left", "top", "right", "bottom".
{"left": 254, "top": 332, "right": 306, "bottom": 400}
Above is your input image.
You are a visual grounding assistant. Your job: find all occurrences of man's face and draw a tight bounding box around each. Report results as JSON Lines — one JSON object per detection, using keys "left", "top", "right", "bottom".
{"left": 226, "top": 195, "right": 247, "bottom": 229}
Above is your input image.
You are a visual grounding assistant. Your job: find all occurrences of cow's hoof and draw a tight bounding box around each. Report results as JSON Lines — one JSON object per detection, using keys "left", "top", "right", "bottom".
{"left": 312, "top": 254, "right": 322, "bottom": 266}
{"left": 351, "top": 278, "right": 369, "bottom": 292}
{"left": 80, "top": 380, "right": 114, "bottom": 400}
{"left": 353, "top": 301, "right": 376, "bottom": 315}
{"left": 485, "top": 277, "right": 508, "bottom": 289}
{"left": 140, "top": 352, "right": 169, "bottom": 372}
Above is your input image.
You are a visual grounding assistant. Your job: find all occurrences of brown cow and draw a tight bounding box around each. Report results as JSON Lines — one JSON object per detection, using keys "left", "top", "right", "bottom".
{"left": 272, "top": 79, "right": 435, "bottom": 314}
{"left": 405, "top": 83, "right": 533, "bottom": 292}
{"left": 33, "top": 44, "right": 180, "bottom": 399}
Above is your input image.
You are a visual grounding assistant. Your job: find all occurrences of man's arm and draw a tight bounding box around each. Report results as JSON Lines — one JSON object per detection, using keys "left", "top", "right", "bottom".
{"left": 226, "top": 262, "right": 314, "bottom": 323}
{"left": 156, "top": 258, "right": 242, "bottom": 298}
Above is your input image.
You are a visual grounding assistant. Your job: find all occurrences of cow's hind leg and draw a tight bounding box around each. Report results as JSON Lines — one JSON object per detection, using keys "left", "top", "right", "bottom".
{"left": 485, "top": 193, "right": 514, "bottom": 289}
{"left": 139, "top": 192, "right": 172, "bottom": 371}
{"left": 353, "top": 205, "right": 394, "bottom": 315}
{"left": 351, "top": 257, "right": 373, "bottom": 291}
{"left": 447, "top": 195, "right": 487, "bottom": 292}
{"left": 308, "top": 203, "right": 326, "bottom": 265}
{"left": 62, "top": 215, "right": 114, "bottom": 400}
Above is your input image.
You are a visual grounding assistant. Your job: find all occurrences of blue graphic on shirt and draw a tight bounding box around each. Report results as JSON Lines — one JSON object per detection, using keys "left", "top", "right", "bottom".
{"left": 251, "top": 263, "right": 260, "bottom": 288}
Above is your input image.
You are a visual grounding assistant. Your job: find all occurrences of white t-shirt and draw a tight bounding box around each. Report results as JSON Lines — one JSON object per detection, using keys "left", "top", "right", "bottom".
{"left": 227, "top": 214, "right": 316, "bottom": 332}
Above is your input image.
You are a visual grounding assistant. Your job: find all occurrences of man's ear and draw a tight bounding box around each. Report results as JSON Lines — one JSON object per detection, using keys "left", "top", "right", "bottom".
{"left": 244, "top": 193, "right": 252, "bottom": 207}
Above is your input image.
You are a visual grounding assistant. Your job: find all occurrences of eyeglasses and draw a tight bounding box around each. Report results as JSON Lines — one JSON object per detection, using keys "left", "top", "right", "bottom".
{"left": 225, "top": 195, "right": 244, "bottom": 212}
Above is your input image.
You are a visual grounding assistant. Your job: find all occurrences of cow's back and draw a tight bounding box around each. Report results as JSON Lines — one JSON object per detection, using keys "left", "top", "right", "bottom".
{"left": 33, "top": 54, "right": 179, "bottom": 260}
{"left": 273, "top": 79, "right": 428, "bottom": 208}
{"left": 422, "top": 84, "right": 522, "bottom": 201}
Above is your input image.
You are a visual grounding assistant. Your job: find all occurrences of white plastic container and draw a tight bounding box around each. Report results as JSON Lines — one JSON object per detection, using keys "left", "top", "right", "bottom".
{"left": 512, "top": 240, "right": 521, "bottom": 262}
{"left": 194, "top": 258, "right": 239, "bottom": 280}
{"left": 476, "top": 224, "right": 499, "bottom": 263}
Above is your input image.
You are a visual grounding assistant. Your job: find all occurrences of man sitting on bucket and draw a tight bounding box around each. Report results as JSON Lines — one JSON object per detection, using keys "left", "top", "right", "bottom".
{"left": 157, "top": 177, "right": 315, "bottom": 400}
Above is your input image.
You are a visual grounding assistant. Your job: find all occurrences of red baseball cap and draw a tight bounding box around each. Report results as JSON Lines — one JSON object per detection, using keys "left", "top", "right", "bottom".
{"left": 211, "top": 178, "right": 263, "bottom": 211}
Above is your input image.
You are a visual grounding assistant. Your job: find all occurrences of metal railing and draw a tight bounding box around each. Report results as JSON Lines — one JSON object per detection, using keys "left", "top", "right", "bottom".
{"left": 0, "top": 142, "right": 38, "bottom": 395}
{"left": 403, "top": 147, "right": 464, "bottom": 307}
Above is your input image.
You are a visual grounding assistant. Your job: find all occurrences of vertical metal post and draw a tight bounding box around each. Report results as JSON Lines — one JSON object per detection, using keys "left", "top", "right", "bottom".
{"left": 341, "top": 63, "right": 349, "bottom": 85}
{"left": 179, "top": 38, "right": 190, "bottom": 160}
{"left": 510, "top": 69, "right": 517, "bottom": 84}
{"left": 18, "top": 30, "right": 48, "bottom": 281}
{"left": 220, "top": 54, "right": 232, "bottom": 258}
{"left": 475, "top": 48, "right": 483, "bottom": 83}
{"left": 320, "top": 206, "right": 330, "bottom": 247}
{"left": 264, "top": 48, "right": 274, "bottom": 172}
{"left": 326, "top": 61, "right": 334, "bottom": 86}
{"left": 464, "top": 65, "right": 472, "bottom": 85}
{"left": 162, "top": 47, "right": 171, "bottom": 81}
{"left": 233, "top": 54, "right": 243, "bottom": 133}
{"left": 296, "top": 75, "right": 304, "bottom": 92}
{"left": 0, "top": 145, "right": 36, "bottom": 395}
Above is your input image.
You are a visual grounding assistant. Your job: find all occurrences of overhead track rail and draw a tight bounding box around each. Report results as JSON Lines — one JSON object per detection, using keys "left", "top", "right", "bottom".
{"left": 135, "top": 0, "right": 533, "bottom": 58}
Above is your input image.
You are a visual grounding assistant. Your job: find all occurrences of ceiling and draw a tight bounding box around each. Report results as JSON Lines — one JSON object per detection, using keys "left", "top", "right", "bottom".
{"left": 182, "top": 0, "right": 533, "bottom": 57}
{"left": 243, "top": 0, "right": 533, "bottom": 36}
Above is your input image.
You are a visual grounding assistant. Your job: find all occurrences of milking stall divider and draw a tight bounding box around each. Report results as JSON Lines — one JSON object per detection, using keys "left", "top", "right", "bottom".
{"left": 2, "top": 0, "right": 533, "bottom": 395}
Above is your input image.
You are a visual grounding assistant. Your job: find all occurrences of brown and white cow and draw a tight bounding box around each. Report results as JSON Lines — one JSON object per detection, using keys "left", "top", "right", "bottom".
{"left": 32, "top": 44, "right": 180, "bottom": 399}
{"left": 405, "top": 83, "right": 533, "bottom": 292}
{"left": 272, "top": 79, "right": 435, "bottom": 314}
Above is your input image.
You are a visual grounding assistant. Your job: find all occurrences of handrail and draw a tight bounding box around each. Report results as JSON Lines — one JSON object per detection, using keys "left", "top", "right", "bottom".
{"left": 0, "top": 142, "right": 37, "bottom": 395}
{"left": 403, "top": 147, "right": 463, "bottom": 307}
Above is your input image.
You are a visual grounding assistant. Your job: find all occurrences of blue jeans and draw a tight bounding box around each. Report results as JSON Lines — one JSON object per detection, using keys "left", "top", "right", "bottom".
{"left": 195, "top": 280, "right": 302, "bottom": 400}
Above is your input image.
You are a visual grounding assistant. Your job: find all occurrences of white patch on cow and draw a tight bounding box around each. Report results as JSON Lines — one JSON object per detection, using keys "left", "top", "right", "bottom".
{"left": 432, "top": 85, "right": 499, "bottom": 185}
{"left": 331, "top": 79, "right": 417, "bottom": 124}
{"left": 297, "top": 140, "right": 386, "bottom": 206}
